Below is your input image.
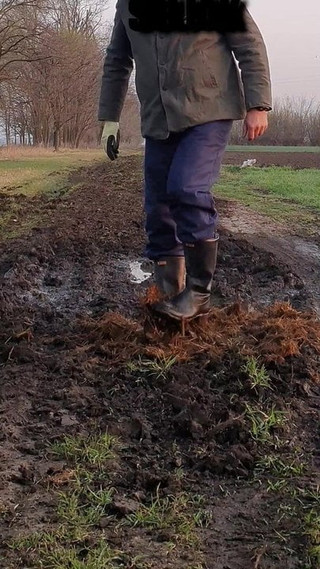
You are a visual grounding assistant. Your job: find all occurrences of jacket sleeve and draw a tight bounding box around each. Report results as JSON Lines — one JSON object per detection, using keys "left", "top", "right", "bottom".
{"left": 225, "top": 9, "right": 272, "bottom": 111}
{"left": 98, "top": 3, "right": 134, "bottom": 122}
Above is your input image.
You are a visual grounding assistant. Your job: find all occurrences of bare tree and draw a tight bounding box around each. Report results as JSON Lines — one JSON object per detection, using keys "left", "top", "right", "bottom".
{"left": 0, "top": 0, "right": 46, "bottom": 80}
{"left": 0, "top": 0, "right": 110, "bottom": 148}
{"left": 46, "top": 0, "right": 104, "bottom": 36}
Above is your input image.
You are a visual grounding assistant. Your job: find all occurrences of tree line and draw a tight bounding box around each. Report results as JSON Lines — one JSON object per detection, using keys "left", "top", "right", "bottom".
{"left": 0, "top": 0, "right": 111, "bottom": 148}
{"left": 0, "top": 2, "right": 319, "bottom": 149}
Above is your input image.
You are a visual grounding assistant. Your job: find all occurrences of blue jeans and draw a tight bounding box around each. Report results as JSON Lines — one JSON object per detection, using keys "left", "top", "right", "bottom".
{"left": 144, "top": 120, "right": 233, "bottom": 260}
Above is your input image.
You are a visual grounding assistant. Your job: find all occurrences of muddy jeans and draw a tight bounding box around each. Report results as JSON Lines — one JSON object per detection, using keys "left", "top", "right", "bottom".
{"left": 144, "top": 119, "right": 233, "bottom": 260}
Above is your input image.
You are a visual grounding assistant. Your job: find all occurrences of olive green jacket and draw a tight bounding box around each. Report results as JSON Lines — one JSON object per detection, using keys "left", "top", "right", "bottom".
{"left": 98, "top": 1, "right": 272, "bottom": 139}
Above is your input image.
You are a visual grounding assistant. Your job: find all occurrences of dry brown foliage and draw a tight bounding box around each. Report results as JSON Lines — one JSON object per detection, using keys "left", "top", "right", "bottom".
{"left": 47, "top": 469, "right": 76, "bottom": 486}
{"left": 140, "top": 284, "right": 163, "bottom": 306}
{"left": 79, "top": 300, "right": 320, "bottom": 376}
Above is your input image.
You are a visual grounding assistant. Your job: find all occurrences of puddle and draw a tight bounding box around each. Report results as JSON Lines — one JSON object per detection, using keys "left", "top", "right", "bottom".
{"left": 129, "top": 261, "right": 152, "bottom": 283}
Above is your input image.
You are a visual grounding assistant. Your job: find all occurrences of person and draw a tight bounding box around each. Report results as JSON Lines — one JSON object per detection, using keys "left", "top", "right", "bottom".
{"left": 98, "top": 0, "right": 272, "bottom": 325}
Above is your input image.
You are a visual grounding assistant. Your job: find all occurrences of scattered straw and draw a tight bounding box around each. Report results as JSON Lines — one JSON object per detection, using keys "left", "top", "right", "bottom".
{"left": 77, "top": 301, "right": 320, "bottom": 378}
{"left": 140, "top": 284, "right": 163, "bottom": 306}
{"left": 47, "top": 469, "right": 76, "bottom": 486}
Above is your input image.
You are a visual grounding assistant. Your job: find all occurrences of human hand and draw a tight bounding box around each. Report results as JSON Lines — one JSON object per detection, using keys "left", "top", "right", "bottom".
{"left": 243, "top": 109, "right": 268, "bottom": 142}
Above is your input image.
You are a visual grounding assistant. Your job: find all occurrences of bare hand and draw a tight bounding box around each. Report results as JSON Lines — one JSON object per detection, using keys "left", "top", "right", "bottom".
{"left": 243, "top": 110, "right": 268, "bottom": 142}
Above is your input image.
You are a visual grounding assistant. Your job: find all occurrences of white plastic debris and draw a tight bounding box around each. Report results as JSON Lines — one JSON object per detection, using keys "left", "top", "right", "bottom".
{"left": 240, "top": 159, "right": 257, "bottom": 168}
{"left": 129, "top": 261, "right": 152, "bottom": 283}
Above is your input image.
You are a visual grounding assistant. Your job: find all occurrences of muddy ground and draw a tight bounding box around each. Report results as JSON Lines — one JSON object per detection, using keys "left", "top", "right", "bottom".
{"left": 225, "top": 151, "right": 320, "bottom": 169}
{"left": 0, "top": 155, "right": 319, "bottom": 569}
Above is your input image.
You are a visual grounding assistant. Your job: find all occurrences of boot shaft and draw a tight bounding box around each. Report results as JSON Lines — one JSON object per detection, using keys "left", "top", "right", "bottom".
{"left": 184, "top": 237, "right": 219, "bottom": 293}
{"left": 154, "top": 256, "right": 186, "bottom": 296}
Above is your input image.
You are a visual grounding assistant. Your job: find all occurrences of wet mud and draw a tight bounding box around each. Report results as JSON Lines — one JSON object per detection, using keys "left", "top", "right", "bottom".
{"left": 0, "top": 156, "right": 319, "bottom": 569}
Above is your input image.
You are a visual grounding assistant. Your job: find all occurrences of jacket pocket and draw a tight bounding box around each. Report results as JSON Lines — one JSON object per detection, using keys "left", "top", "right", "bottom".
{"left": 179, "top": 66, "right": 218, "bottom": 90}
{"left": 179, "top": 48, "right": 218, "bottom": 90}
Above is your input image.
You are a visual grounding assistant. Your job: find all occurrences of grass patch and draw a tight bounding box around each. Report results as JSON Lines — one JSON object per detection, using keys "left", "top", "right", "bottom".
{"left": 250, "top": 419, "right": 318, "bottom": 569}
{"left": 241, "top": 356, "right": 272, "bottom": 394}
{"left": 126, "top": 491, "right": 211, "bottom": 545}
{"left": 126, "top": 355, "right": 177, "bottom": 381}
{"left": 0, "top": 206, "right": 51, "bottom": 241}
{"left": 51, "top": 433, "right": 118, "bottom": 467}
{"left": 304, "top": 510, "right": 320, "bottom": 568}
{"left": 0, "top": 149, "right": 103, "bottom": 197}
{"left": 245, "top": 404, "right": 286, "bottom": 444}
{"left": 255, "top": 456, "right": 306, "bottom": 478}
{"left": 10, "top": 537, "right": 133, "bottom": 569}
{"left": 56, "top": 486, "right": 113, "bottom": 534}
{"left": 36, "top": 541, "right": 122, "bottom": 569}
{"left": 10, "top": 530, "right": 65, "bottom": 553}
{"left": 50, "top": 436, "right": 116, "bottom": 541}
{"left": 215, "top": 165, "right": 320, "bottom": 229}
{"left": 0, "top": 149, "right": 104, "bottom": 241}
{"left": 8, "top": 433, "right": 122, "bottom": 568}
{"left": 8, "top": 431, "right": 207, "bottom": 568}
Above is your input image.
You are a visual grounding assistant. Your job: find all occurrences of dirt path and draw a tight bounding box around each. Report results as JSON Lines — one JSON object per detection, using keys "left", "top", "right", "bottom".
{"left": 0, "top": 156, "right": 319, "bottom": 569}
{"left": 219, "top": 200, "right": 320, "bottom": 315}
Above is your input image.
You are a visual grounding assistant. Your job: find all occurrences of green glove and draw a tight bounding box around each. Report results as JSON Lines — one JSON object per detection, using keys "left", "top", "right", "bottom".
{"left": 101, "top": 121, "right": 120, "bottom": 161}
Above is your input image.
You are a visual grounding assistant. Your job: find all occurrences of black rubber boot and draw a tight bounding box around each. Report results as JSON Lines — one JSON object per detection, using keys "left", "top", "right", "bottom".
{"left": 154, "top": 256, "right": 186, "bottom": 297}
{"left": 154, "top": 238, "right": 218, "bottom": 321}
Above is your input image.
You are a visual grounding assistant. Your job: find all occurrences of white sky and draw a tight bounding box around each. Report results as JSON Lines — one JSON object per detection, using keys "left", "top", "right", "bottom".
{"left": 104, "top": 0, "right": 320, "bottom": 102}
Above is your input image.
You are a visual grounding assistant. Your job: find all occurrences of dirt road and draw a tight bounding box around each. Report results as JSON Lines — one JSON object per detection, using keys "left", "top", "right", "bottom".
{"left": 0, "top": 156, "right": 319, "bottom": 569}
{"left": 219, "top": 200, "right": 320, "bottom": 315}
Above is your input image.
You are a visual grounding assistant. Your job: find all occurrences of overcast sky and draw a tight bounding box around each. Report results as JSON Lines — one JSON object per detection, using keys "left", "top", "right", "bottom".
{"left": 104, "top": 0, "right": 320, "bottom": 102}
